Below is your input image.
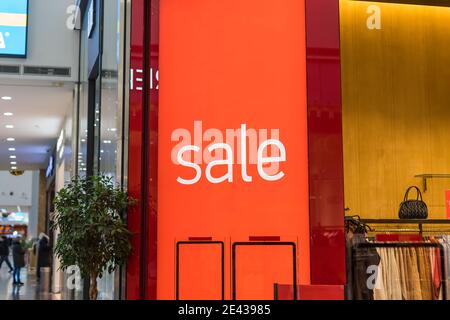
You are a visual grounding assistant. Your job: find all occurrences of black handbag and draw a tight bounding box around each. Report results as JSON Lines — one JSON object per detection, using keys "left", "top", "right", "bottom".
{"left": 398, "top": 186, "right": 428, "bottom": 219}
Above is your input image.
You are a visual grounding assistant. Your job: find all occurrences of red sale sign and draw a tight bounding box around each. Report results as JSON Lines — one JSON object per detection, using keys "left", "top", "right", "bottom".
{"left": 446, "top": 190, "right": 450, "bottom": 219}
{"left": 158, "top": 0, "right": 310, "bottom": 299}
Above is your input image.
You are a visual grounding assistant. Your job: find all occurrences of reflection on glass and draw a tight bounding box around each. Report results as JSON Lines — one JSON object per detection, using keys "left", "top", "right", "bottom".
{"left": 78, "top": 19, "right": 89, "bottom": 178}
{"left": 99, "top": 0, "right": 121, "bottom": 184}
{"left": 96, "top": 0, "right": 122, "bottom": 300}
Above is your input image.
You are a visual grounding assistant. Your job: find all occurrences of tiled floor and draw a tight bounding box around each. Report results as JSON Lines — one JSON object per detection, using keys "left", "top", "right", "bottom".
{"left": 0, "top": 262, "right": 57, "bottom": 300}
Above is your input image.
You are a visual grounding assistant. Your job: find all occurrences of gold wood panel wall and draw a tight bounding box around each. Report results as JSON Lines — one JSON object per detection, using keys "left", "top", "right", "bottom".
{"left": 340, "top": 0, "right": 450, "bottom": 219}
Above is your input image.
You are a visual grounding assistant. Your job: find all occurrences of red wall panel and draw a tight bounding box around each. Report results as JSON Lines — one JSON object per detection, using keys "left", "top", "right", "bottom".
{"left": 127, "top": 0, "right": 145, "bottom": 300}
{"left": 305, "top": 0, "right": 346, "bottom": 288}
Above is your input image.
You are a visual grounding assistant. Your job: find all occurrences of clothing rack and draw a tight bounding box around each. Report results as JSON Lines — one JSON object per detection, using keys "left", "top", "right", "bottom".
{"left": 345, "top": 217, "right": 450, "bottom": 235}
{"left": 354, "top": 242, "right": 447, "bottom": 300}
{"left": 370, "top": 228, "right": 450, "bottom": 233}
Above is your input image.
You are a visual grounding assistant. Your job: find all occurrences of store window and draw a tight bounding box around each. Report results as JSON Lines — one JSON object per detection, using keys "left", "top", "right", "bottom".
{"left": 77, "top": 19, "right": 89, "bottom": 178}
{"left": 64, "top": 0, "right": 91, "bottom": 301}
{"left": 99, "top": 0, "right": 121, "bottom": 182}
{"left": 341, "top": 0, "right": 450, "bottom": 300}
{"left": 96, "top": 0, "right": 125, "bottom": 300}
{"left": 70, "top": 0, "right": 127, "bottom": 300}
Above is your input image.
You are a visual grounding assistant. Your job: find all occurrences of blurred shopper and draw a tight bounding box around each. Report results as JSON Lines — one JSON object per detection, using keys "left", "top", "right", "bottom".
{"left": 36, "top": 233, "right": 50, "bottom": 281}
{"left": 12, "top": 238, "right": 25, "bottom": 285}
{"left": 0, "top": 236, "right": 13, "bottom": 273}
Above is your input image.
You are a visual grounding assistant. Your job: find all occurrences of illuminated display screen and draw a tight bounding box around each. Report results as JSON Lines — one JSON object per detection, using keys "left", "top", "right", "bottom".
{"left": 0, "top": 0, "right": 28, "bottom": 57}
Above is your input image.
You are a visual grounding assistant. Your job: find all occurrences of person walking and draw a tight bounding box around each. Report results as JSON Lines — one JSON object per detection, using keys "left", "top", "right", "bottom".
{"left": 36, "top": 233, "right": 50, "bottom": 281}
{"left": 0, "top": 236, "right": 13, "bottom": 273}
{"left": 12, "top": 238, "right": 25, "bottom": 286}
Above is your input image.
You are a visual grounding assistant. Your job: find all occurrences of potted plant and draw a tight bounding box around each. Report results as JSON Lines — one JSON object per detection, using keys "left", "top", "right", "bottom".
{"left": 52, "top": 175, "right": 135, "bottom": 300}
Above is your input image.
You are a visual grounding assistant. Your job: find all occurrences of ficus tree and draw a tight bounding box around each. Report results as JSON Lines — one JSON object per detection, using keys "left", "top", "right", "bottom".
{"left": 52, "top": 175, "right": 135, "bottom": 300}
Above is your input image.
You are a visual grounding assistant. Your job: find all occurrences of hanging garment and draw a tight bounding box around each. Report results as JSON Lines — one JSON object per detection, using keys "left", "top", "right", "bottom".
{"left": 374, "top": 248, "right": 388, "bottom": 300}
{"left": 396, "top": 247, "right": 409, "bottom": 300}
{"left": 432, "top": 246, "right": 442, "bottom": 300}
{"left": 352, "top": 244, "right": 381, "bottom": 300}
{"left": 386, "top": 247, "right": 402, "bottom": 300}
{"left": 416, "top": 247, "right": 433, "bottom": 300}
{"left": 443, "top": 237, "right": 450, "bottom": 300}
{"left": 407, "top": 247, "right": 423, "bottom": 300}
{"left": 442, "top": 237, "right": 450, "bottom": 299}
{"left": 430, "top": 248, "right": 437, "bottom": 299}
{"left": 345, "top": 230, "right": 355, "bottom": 300}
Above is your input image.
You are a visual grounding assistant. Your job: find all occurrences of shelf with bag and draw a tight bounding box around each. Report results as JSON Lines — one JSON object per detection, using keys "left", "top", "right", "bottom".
{"left": 355, "top": 185, "right": 450, "bottom": 234}
{"left": 358, "top": 219, "right": 450, "bottom": 235}
{"left": 346, "top": 216, "right": 450, "bottom": 234}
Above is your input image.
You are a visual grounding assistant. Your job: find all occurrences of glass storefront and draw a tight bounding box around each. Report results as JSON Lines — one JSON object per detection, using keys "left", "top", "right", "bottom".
{"left": 77, "top": 14, "right": 89, "bottom": 178}
{"left": 99, "top": 0, "right": 122, "bottom": 181}
{"left": 96, "top": 0, "right": 125, "bottom": 300}
{"left": 341, "top": 0, "right": 450, "bottom": 300}
{"left": 65, "top": 0, "right": 128, "bottom": 300}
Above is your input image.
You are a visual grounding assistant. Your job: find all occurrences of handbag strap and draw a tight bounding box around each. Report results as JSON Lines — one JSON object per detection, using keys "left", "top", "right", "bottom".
{"left": 404, "top": 186, "right": 423, "bottom": 202}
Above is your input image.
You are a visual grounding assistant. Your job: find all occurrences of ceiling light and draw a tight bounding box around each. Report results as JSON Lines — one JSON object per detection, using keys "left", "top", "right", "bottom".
{"left": 5, "top": 125, "right": 14, "bottom": 129}
{"left": 10, "top": 162, "right": 16, "bottom": 165}
{"left": 108, "top": 128, "right": 117, "bottom": 132}
{"left": 3, "top": 112, "right": 13, "bottom": 116}
{"left": 6, "top": 138, "right": 15, "bottom": 142}
{"left": 11, "top": 166, "right": 17, "bottom": 170}
{"left": 103, "top": 140, "right": 112, "bottom": 144}
{"left": 9, "top": 155, "right": 16, "bottom": 159}
{"left": 8, "top": 148, "right": 15, "bottom": 151}
{"left": 1, "top": 96, "right": 12, "bottom": 101}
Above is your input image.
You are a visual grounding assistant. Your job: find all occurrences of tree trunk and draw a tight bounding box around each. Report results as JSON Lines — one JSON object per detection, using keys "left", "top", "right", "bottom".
{"left": 89, "top": 272, "right": 98, "bottom": 300}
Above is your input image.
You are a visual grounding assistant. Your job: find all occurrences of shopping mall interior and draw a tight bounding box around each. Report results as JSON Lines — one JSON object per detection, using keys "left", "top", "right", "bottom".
{"left": 0, "top": 0, "right": 121, "bottom": 300}
{"left": 1, "top": 0, "right": 450, "bottom": 303}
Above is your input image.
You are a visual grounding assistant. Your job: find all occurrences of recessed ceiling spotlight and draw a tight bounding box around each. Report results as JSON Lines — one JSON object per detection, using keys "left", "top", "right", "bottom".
{"left": 10, "top": 162, "right": 17, "bottom": 165}
{"left": 6, "top": 138, "right": 15, "bottom": 142}
{"left": 5, "top": 125, "right": 14, "bottom": 129}
{"left": 103, "top": 140, "right": 112, "bottom": 144}
{"left": 8, "top": 148, "right": 15, "bottom": 151}
{"left": 9, "top": 155, "right": 16, "bottom": 159}
{"left": 1, "top": 96, "right": 12, "bottom": 101}
{"left": 11, "top": 166, "right": 17, "bottom": 170}
{"left": 3, "top": 112, "right": 13, "bottom": 116}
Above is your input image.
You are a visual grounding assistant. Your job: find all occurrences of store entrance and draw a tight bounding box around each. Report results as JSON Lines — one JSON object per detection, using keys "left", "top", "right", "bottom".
{"left": 341, "top": 0, "right": 450, "bottom": 300}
